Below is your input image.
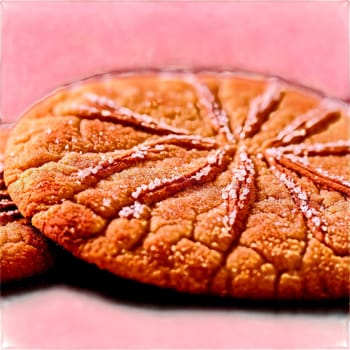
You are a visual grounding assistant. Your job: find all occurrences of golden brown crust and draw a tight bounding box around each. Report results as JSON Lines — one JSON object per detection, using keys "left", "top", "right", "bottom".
{"left": 4, "top": 71, "right": 350, "bottom": 298}
{"left": 1, "top": 128, "right": 53, "bottom": 283}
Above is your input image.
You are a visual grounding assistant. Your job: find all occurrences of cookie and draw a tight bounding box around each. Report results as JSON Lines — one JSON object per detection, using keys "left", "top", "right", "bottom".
{"left": 4, "top": 71, "right": 349, "bottom": 298}
{"left": 1, "top": 127, "right": 53, "bottom": 283}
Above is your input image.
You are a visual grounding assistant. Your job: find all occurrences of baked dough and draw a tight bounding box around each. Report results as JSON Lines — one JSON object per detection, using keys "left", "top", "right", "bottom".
{"left": 4, "top": 71, "right": 349, "bottom": 298}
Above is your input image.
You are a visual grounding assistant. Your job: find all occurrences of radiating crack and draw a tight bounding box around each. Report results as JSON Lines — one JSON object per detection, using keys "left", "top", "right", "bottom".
{"left": 239, "top": 81, "right": 284, "bottom": 139}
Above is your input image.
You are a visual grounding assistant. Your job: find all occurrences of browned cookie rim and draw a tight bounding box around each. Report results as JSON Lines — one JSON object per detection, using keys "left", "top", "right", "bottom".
{"left": 13, "top": 68, "right": 349, "bottom": 122}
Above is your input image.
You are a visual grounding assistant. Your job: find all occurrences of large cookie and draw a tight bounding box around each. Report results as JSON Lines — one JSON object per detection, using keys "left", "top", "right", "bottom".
{"left": 1, "top": 127, "right": 53, "bottom": 282}
{"left": 4, "top": 71, "right": 349, "bottom": 298}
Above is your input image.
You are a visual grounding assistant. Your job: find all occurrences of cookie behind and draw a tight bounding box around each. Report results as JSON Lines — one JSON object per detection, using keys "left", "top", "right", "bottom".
{"left": 1, "top": 126, "right": 53, "bottom": 283}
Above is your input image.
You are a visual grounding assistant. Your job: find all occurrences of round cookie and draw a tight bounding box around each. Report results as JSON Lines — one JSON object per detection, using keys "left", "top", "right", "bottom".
{"left": 1, "top": 127, "right": 53, "bottom": 283}
{"left": 4, "top": 71, "right": 350, "bottom": 298}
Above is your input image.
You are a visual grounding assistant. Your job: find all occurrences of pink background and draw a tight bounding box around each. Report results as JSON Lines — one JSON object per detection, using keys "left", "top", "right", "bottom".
{"left": 1, "top": 0, "right": 349, "bottom": 123}
{"left": 1, "top": 1, "right": 349, "bottom": 349}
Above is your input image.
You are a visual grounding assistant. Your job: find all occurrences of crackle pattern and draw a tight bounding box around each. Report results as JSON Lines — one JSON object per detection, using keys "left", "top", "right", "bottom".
{"left": 4, "top": 72, "right": 350, "bottom": 298}
{"left": 1, "top": 128, "right": 53, "bottom": 282}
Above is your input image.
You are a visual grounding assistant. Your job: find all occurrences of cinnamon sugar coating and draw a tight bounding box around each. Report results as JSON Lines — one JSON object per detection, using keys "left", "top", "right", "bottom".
{"left": 4, "top": 72, "right": 350, "bottom": 298}
{"left": 1, "top": 128, "right": 53, "bottom": 282}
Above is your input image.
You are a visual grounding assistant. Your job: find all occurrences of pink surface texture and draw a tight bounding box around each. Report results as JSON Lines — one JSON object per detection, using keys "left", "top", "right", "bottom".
{"left": 2, "top": 287, "right": 349, "bottom": 349}
{"left": 1, "top": 1, "right": 349, "bottom": 349}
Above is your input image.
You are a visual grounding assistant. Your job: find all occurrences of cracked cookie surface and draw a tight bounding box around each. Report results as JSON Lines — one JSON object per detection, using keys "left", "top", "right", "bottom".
{"left": 1, "top": 128, "right": 53, "bottom": 282}
{"left": 4, "top": 71, "right": 350, "bottom": 298}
